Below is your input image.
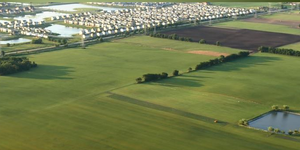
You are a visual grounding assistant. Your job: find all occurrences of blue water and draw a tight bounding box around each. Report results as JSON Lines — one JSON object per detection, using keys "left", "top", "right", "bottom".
{"left": 40, "top": 4, "right": 123, "bottom": 12}
{"left": 249, "top": 112, "right": 300, "bottom": 133}
{"left": 0, "top": 38, "right": 31, "bottom": 44}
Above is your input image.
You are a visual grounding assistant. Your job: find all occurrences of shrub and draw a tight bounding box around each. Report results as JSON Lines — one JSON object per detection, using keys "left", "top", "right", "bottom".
{"left": 188, "top": 67, "right": 192, "bottom": 72}
{"left": 216, "top": 41, "right": 221, "bottom": 46}
{"left": 6, "top": 43, "right": 10, "bottom": 47}
{"left": 274, "top": 128, "right": 280, "bottom": 133}
{"left": 268, "top": 126, "right": 274, "bottom": 132}
{"left": 238, "top": 119, "right": 248, "bottom": 126}
{"left": 288, "top": 130, "right": 293, "bottom": 135}
{"left": 199, "top": 39, "right": 206, "bottom": 44}
{"left": 272, "top": 105, "right": 279, "bottom": 110}
{"left": 283, "top": 105, "right": 289, "bottom": 111}
{"left": 258, "top": 46, "right": 300, "bottom": 57}
{"left": 161, "top": 72, "right": 168, "bottom": 79}
{"left": 136, "top": 77, "right": 142, "bottom": 83}
{"left": 173, "top": 70, "right": 179, "bottom": 76}
{"left": 32, "top": 38, "right": 43, "bottom": 44}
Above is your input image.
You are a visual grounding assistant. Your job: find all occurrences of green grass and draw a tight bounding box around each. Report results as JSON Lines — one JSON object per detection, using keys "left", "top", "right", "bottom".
{"left": 213, "top": 21, "right": 300, "bottom": 35}
{"left": 1, "top": 38, "right": 58, "bottom": 52}
{"left": 261, "top": 11, "right": 300, "bottom": 21}
{"left": 280, "top": 42, "right": 300, "bottom": 51}
{"left": 1, "top": 36, "right": 300, "bottom": 150}
{"left": 115, "top": 36, "right": 244, "bottom": 54}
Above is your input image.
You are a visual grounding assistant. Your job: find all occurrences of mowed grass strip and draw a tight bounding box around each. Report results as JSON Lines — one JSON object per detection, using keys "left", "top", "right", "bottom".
{"left": 213, "top": 21, "right": 300, "bottom": 35}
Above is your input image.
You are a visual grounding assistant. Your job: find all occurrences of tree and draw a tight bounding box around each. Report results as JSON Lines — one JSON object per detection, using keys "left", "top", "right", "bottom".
{"left": 0, "top": 50, "right": 5, "bottom": 57}
{"left": 173, "top": 70, "right": 179, "bottom": 76}
{"left": 216, "top": 41, "right": 221, "bottom": 46}
{"left": 161, "top": 72, "right": 168, "bottom": 79}
{"left": 6, "top": 43, "right": 10, "bottom": 47}
{"left": 99, "top": 38, "right": 103, "bottom": 42}
{"left": 272, "top": 105, "right": 279, "bottom": 110}
{"left": 188, "top": 67, "right": 192, "bottom": 72}
{"left": 62, "top": 39, "right": 67, "bottom": 45}
{"left": 274, "top": 128, "right": 280, "bottom": 133}
{"left": 199, "top": 39, "right": 206, "bottom": 44}
{"left": 238, "top": 119, "right": 248, "bottom": 126}
{"left": 268, "top": 126, "right": 274, "bottom": 132}
{"left": 288, "top": 130, "right": 293, "bottom": 135}
{"left": 136, "top": 77, "right": 142, "bottom": 83}
{"left": 283, "top": 105, "right": 289, "bottom": 110}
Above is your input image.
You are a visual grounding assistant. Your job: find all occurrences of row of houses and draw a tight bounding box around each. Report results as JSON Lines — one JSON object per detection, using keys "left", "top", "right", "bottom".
{"left": 0, "top": 6, "right": 35, "bottom": 15}
{"left": 87, "top": 2, "right": 174, "bottom": 8}
{"left": 52, "top": 3, "right": 254, "bottom": 38}
{"left": 0, "top": 26, "right": 50, "bottom": 38}
{"left": 0, "top": 20, "right": 45, "bottom": 28}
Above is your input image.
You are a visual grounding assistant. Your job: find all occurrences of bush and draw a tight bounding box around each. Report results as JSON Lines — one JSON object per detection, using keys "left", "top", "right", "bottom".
{"left": 199, "top": 39, "right": 206, "bottom": 44}
{"left": 216, "top": 41, "right": 221, "bottom": 46}
{"left": 268, "top": 126, "right": 274, "bottom": 132}
{"left": 173, "top": 70, "right": 179, "bottom": 76}
{"left": 274, "top": 128, "right": 280, "bottom": 133}
{"left": 283, "top": 105, "right": 289, "bottom": 111}
{"left": 188, "top": 67, "right": 192, "bottom": 72}
{"left": 32, "top": 38, "right": 43, "bottom": 44}
{"left": 272, "top": 105, "right": 279, "bottom": 110}
{"left": 288, "top": 130, "right": 293, "bottom": 135}
{"left": 6, "top": 43, "right": 10, "bottom": 47}
{"left": 136, "top": 77, "right": 142, "bottom": 83}
{"left": 238, "top": 119, "right": 248, "bottom": 126}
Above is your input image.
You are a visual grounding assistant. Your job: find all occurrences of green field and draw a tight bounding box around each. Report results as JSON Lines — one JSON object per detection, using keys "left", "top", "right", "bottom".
{"left": 1, "top": 36, "right": 300, "bottom": 150}
{"left": 261, "top": 11, "right": 300, "bottom": 21}
{"left": 213, "top": 21, "right": 300, "bottom": 35}
{"left": 280, "top": 42, "right": 300, "bottom": 51}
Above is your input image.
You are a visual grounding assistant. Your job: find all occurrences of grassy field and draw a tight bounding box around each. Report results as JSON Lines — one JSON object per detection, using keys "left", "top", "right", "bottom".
{"left": 1, "top": 38, "right": 58, "bottom": 52}
{"left": 1, "top": 36, "right": 300, "bottom": 150}
{"left": 280, "top": 42, "right": 300, "bottom": 51}
{"left": 211, "top": 2, "right": 283, "bottom": 8}
{"left": 260, "top": 11, "right": 300, "bottom": 21}
{"left": 213, "top": 21, "right": 300, "bottom": 35}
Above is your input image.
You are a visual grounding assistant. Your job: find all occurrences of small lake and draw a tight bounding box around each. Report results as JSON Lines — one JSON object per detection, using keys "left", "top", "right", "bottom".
{"left": 14, "top": 11, "right": 68, "bottom": 21}
{"left": 45, "top": 24, "right": 81, "bottom": 37}
{"left": 0, "top": 38, "right": 31, "bottom": 44}
{"left": 249, "top": 111, "right": 300, "bottom": 133}
{"left": 40, "top": 3, "right": 123, "bottom": 12}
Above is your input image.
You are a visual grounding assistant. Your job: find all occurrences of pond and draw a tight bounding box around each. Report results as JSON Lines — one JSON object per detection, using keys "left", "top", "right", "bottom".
{"left": 0, "top": 20, "right": 9, "bottom": 23}
{"left": 249, "top": 111, "right": 300, "bottom": 133}
{"left": 40, "top": 3, "right": 123, "bottom": 12}
{"left": 14, "top": 11, "right": 68, "bottom": 21}
{"left": 45, "top": 24, "right": 82, "bottom": 37}
{"left": 0, "top": 38, "right": 31, "bottom": 44}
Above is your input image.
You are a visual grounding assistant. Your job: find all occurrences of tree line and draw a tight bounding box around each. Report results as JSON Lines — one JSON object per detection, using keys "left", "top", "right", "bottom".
{"left": 258, "top": 46, "right": 300, "bottom": 57}
{"left": 195, "top": 51, "right": 250, "bottom": 70}
{"left": 150, "top": 33, "right": 193, "bottom": 42}
{"left": 136, "top": 51, "right": 250, "bottom": 83}
{"left": 0, "top": 57, "right": 37, "bottom": 75}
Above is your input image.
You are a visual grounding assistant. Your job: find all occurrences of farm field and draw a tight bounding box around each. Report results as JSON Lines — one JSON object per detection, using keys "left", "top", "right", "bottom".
{"left": 161, "top": 26, "right": 300, "bottom": 51}
{"left": 213, "top": 21, "right": 300, "bottom": 35}
{"left": 260, "top": 11, "right": 300, "bottom": 21}
{"left": 280, "top": 42, "right": 300, "bottom": 51}
{"left": 1, "top": 36, "right": 300, "bottom": 150}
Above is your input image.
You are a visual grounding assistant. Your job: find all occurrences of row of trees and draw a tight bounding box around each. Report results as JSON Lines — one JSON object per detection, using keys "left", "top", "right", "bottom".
{"left": 48, "top": 37, "right": 68, "bottom": 45}
{"left": 258, "top": 46, "right": 300, "bottom": 57}
{"left": 136, "top": 70, "right": 179, "bottom": 83}
{"left": 195, "top": 51, "right": 250, "bottom": 70}
{"left": 150, "top": 33, "right": 193, "bottom": 42}
{"left": 271, "top": 105, "right": 290, "bottom": 111}
{"left": 268, "top": 126, "right": 300, "bottom": 135}
{"left": 0, "top": 56, "right": 37, "bottom": 75}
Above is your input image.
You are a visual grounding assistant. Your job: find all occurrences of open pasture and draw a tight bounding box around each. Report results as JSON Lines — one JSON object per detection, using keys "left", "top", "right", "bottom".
{"left": 161, "top": 26, "right": 300, "bottom": 51}
{"left": 0, "top": 36, "right": 300, "bottom": 149}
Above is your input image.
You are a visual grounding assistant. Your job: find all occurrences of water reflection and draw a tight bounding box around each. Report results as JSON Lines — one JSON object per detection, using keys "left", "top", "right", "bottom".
{"left": 40, "top": 4, "right": 123, "bottom": 12}
{"left": 0, "top": 38, "right": 31, "bottom": 44}
{"left": 45, "top": 24, "right": 81, "bottom": 37}
{"left": 249, "top": 112, "right": 300, "bottom": 133}
{"left": 14, "top": 11, "right": 68, "bottom": 21}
